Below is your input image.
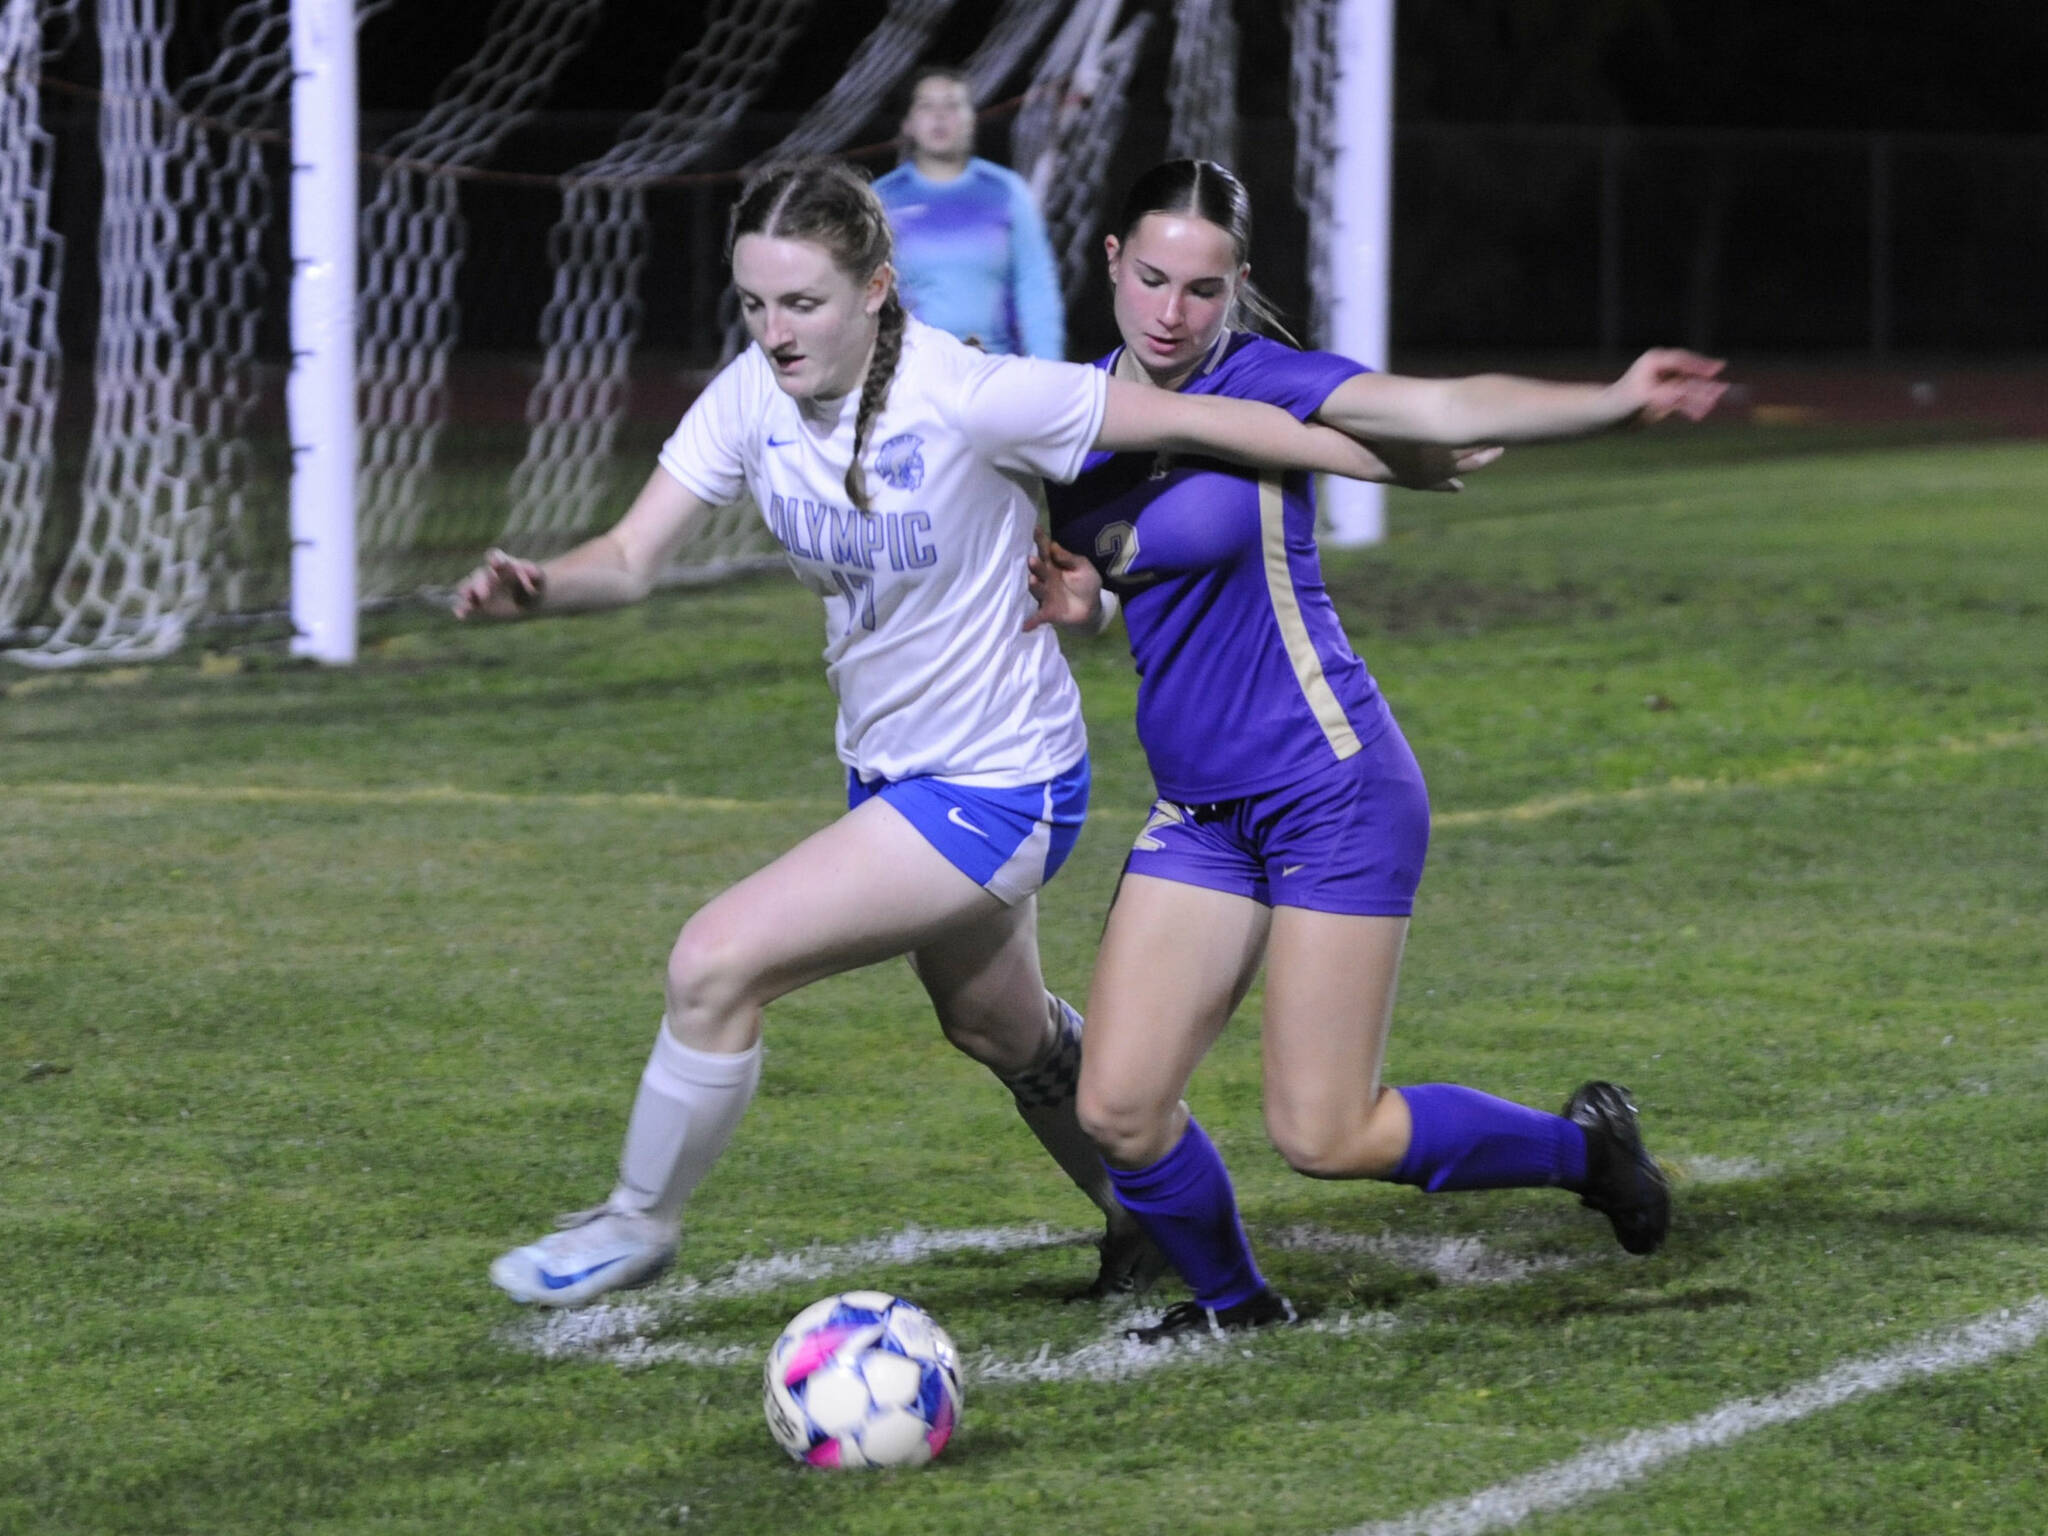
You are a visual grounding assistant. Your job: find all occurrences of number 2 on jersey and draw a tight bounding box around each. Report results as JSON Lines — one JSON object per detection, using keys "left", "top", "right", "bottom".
{"left": 1095, "top": 521, "right": 1141, "bottom": 580}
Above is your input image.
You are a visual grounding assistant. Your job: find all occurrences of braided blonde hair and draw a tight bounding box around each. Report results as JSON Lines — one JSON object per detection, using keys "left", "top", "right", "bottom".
{"left": 728, "top": 159, "right": 903, "bottom": 511}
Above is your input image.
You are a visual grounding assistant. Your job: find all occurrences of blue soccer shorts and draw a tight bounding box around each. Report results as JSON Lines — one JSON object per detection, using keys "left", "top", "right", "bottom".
{"left": 1121, "top": 724, "right": 1429, "bottom": 917}
{"left": 847, "top": 754, "right": 1092, "bottom": 906}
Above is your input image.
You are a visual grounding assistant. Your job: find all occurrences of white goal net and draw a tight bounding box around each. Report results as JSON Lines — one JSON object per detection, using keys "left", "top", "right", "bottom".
{"left": 0, "top": 0, "right": 75, "bottom": 638}
{"left": 1, "top": 0, "right": 1365, "bottom": 667}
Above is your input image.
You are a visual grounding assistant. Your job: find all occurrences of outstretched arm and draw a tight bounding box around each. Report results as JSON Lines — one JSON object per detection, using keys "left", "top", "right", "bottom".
{"left": 1097, "top": 376, "right": 1480, "bottom": 484}
{"left": 452, "top": 467, "right": 715, "bottom": 619}
{"left": 1313, "top": 348, "right": 1727, "bottom": 445}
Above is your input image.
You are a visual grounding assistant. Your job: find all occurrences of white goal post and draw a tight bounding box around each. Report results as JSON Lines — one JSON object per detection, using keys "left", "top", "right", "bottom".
{"left": 289, "top": 0, "right": 357, "bottom": 664}
{"left": 0, "top": 0, "right": 1392, "bottom": 668}
{"left": 1303, "top": 0, "right": 1393, "bottom": 548}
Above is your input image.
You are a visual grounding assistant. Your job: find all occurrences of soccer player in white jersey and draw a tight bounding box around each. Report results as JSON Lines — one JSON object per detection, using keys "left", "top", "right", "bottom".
{"left": 453, "top": 158, "right": 1471, "bottom": 1308}
{"left": 1029, "top": 159, "right": 1727, "bottom": 1340}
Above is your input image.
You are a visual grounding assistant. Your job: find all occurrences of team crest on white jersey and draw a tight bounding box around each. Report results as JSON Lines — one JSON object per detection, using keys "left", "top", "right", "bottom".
{"left": 875, "top": 433, "right": 927, "bottom": 491}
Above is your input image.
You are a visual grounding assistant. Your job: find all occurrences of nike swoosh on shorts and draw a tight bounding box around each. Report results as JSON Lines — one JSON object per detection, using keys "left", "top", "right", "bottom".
{"left": 946, "top": 806, "right": 989, "bottom": 838}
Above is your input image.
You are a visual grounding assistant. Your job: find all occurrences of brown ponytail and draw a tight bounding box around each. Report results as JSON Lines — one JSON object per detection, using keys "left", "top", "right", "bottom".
{"left": 728, "top": 158, "right": 903, "bottom": 511}
{"left": 845, "top": 292, "right": 905, "bottom": 511}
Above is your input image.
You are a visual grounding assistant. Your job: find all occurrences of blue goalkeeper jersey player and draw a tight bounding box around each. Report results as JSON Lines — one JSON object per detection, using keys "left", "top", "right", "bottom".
{"left": 874, "top": 67, "right": 1065, "bottom": 359}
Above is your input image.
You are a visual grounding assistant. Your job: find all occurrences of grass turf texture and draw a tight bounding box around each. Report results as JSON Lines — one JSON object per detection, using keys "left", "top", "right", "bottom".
{"left": 3, "top": 427, "right": 2044, "bottom": 1535}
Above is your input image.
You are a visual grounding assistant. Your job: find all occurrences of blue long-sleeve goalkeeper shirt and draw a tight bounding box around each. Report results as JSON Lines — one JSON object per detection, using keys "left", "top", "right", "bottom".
{"left": 873, "top": 158, "right": 1065, "bottom": 360}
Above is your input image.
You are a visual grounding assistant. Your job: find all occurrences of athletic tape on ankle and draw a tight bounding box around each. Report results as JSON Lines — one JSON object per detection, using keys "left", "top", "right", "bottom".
{"left": 999, "top": 998, "right": 1083, "bottom": 1109}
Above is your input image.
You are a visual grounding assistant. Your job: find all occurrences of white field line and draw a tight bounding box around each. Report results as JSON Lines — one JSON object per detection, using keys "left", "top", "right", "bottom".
{"left": 581, "top": 1306, "right": 1405, "bottom": 1384}
{"left": 967, "top": 1308, "right": 1402, "bottom": 1385}
{"left": 514, "top": 1224, "right": 1087, "bottom": 1362}
{"left": 1335, "top": 1296, "right": 2048, "bottom": 1536}
{"left": 1429, "top": 725, "right": 2048, "bottom": 830}
{"left": 504, "top": 1222, "right": 1507, "bottom": 1381}
{"left": 1268, "top": 1226, "right": 1576, "bottom": 1286}
{"left": 654, "top": 1222, "right": 1078, "bottom": 1302}
{"left": 1669, "top": 1154, "right": 1779, "bottom": 1185}
{"left": 4, "top": 779, "right": 802, "bottom": 814}
{"left": 14, "top": 723, "right": 2043, "bottom": 823}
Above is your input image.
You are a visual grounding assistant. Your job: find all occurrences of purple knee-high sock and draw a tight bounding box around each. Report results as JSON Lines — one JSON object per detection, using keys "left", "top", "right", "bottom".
{"left": 1391, "top": 1083, "right": 1588, "bottom": 1192}
{"left": 1105, "top": 1118, "right": 1267, "bottom": 1311}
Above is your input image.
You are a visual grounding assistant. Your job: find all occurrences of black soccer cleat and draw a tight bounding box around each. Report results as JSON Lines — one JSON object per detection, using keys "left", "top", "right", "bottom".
{"left": 1563, "top": 1080, "right": 1671, "bottom": 1256}
{"left": 1126, "top": 1286, "right": 1298, "bottom": 1344}
{"left": 1068, "top": 1214, "right": 1173, "bottom": 1302}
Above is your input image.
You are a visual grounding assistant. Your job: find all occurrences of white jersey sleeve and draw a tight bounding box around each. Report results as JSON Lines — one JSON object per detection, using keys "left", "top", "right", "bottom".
{"left": 952, "top": 353, "right": 1108, "bottom": 485}
{"left": 657, "top": 355, "right": 756, "bottom": 506}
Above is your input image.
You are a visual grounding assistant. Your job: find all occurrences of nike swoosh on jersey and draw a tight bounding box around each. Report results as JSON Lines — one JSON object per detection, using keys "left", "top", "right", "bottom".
{"left": 1281, "top": 864, "right": 1305, "bottom": 877}
{"left": 766, "top": 435, "right": 797, "bottom": 447}
{"left": 946, "top": 806, "right": 989, "bottom": 838}
{"left": 538, "top": 1256, "right": 628, "bottom": 1291}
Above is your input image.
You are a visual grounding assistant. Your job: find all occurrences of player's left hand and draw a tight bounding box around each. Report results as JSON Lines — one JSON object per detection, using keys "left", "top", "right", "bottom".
{"left": 1615, "top": 348, "right": 1728, "bottom": 425}
{"left": 1371, "top": 440, "right": 1505, "bottom": 492}
{"left": 1024, "top": 528, "right": 1104, "bottom": 632}
{"left": 452, "top": 548, "right": 546, "bottom": 619}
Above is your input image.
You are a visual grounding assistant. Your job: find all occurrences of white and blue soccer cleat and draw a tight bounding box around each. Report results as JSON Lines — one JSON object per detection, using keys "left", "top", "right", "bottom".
{"left": 489, "top": 1203, "right": 678, "bottom": 1307}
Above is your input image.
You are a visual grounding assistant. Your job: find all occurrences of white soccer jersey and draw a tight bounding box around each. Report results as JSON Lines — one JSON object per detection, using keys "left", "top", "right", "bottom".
{"left": 658, "top": 317, "right": 1106, "bottom": 786}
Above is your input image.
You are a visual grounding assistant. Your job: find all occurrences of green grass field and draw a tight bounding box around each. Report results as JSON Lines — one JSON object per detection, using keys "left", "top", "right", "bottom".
{"left": 5, "top": 425, "right": 2045, "bottom": 1535}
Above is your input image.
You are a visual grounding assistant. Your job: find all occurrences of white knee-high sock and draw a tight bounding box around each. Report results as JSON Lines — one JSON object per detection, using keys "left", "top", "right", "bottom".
{"left": 609, "top": 1021, "right": 763, "bottom": 1227}
{"left": 998, "top": 995, "right": 1120, "bottom": 1219}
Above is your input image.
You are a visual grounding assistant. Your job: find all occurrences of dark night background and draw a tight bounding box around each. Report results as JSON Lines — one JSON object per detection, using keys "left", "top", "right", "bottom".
{"left": 41, "top": 0, "right": 2048, "bottom": 364}
{"left": 328, "top": 0, "right": 2048, "bottom": 136}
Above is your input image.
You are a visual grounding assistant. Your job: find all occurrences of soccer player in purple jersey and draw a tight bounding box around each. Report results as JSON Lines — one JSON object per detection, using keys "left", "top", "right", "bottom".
{"left": 1030, "top": 159, "right": 1727, "bottom": 1341}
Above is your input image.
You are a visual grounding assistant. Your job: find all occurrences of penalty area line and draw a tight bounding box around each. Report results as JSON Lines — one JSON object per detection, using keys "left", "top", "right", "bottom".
{"left": 1335, "top": 1295, "right": 2048, "bottom": 1536}
{"left": 14, "top": 725, "right": 2040, "bottom": 826}
{"left": 1433, "top": 724, "right": 2048, "bottom": 831}
{"left": 5, "top": 779, "right": 814, "bottom": 815}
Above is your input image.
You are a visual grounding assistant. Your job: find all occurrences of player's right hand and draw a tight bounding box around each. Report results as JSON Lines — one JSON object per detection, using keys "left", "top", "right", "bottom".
{"left": 1616, "top": 348, "right": 1727, "bottom": 425}
{"left": 1024, "top": 528, "right": 1103, "bottom": 632}
{"left": 452, "top": 548, "right": 545, "bottom": 619}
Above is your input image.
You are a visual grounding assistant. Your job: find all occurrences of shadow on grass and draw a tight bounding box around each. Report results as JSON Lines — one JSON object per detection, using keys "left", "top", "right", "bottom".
{"left": 1675, "top": 1169, "right": 2046, "bottom": 1248}
{"left": 1534, "top": 1283, "right": 1760, "bottom": 1322}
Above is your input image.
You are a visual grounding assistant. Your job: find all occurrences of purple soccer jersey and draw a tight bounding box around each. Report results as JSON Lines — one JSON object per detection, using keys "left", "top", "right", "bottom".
{"left": 1045, "top": 332, "right": 1391, "bottom": 801}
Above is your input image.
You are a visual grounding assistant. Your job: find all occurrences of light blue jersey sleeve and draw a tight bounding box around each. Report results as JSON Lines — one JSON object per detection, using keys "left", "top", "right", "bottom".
{"left": 1003, "top": 173, "right": 1065, "bottom": 360}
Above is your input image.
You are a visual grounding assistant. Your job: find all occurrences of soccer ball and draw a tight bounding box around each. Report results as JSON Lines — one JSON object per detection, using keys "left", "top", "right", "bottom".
{"left": 763, "top": 1290, "right": 963, "bottom": 1469}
